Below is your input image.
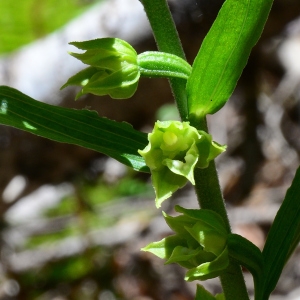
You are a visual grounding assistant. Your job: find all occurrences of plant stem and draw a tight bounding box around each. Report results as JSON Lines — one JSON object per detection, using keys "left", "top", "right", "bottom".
{"left": 193, "top": 119, "right": 249, "bottom": 300}
{"left": 141, "top": 0, "right": 249, "bottom": 298}
{"left": 140, "top": 0, "right": 188, "bottom": 121}
{"left": 194, "top": 165, "right": 249, "bottom": 300}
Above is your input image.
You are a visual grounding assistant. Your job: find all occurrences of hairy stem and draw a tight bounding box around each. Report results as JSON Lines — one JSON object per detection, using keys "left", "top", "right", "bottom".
{"left": 140, "top": 0, "right": 188, "bottom": 121}
{"left": 193, "top": 119, "right": 249, "bottom": 300}
{"left": 140, "top": 0, "right": 249, "bottom": 298}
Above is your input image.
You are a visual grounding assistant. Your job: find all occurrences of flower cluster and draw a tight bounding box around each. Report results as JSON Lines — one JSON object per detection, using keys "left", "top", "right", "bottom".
{"left": 142, "top": 205, "right": 229, "bottom": 281}
{"left": 138, "top": 121, "right": 226, "bottom": 207}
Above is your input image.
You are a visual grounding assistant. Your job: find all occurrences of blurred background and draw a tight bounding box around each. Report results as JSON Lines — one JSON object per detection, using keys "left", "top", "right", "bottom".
{"left": 1, "top": 0, "right": 300, "bottom": 299}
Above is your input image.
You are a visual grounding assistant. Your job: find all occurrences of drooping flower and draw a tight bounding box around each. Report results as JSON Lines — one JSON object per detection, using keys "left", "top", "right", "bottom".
{"left": 61, "top": 38, "right": 139, "bottom": 99}
{"left": 61, "top": 38, "right": 192, "bottom": 100}
{"left": 138, "top": 121, "right": 226, "bottom": 207}
{"left": 142, "top": 205, "right": 229, "bottom": 281}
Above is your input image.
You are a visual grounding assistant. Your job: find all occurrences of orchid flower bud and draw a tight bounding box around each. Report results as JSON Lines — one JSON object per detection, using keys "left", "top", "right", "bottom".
{"left": 61, "top": 38, "right": 139, "bottom": 99}
{"left": 142, "top": 206, "right": 229, "bottom": 281}
{"left": 138, "top": 121, "right": 226, "bottom": 207}
{"left": 61, "top": 38, "right": 192, "bottom": 100}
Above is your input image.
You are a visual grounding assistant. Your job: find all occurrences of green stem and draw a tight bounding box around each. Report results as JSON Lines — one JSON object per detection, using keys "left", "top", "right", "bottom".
{"left": 193, "top": 119, "right": 249, "bottom": 300}
{"left": 140, "top": 0, "right": 249, "bottom": 298}
{"left": 140, "top": 0, "right": 188, "bottom": 121}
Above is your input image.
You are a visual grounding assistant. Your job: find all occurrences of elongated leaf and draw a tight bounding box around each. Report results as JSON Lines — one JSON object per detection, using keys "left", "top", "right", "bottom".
{"left": 186, "top": 0, "right": 273, "bottom": 120}
{"left": 0, "top": 0, "right": 98, "bottom": 54}
{"left": 0, "top": 86, "right": 149, "bottom": 172}
{"left": 262, "top": 166, "right": 300, "bottom": 298}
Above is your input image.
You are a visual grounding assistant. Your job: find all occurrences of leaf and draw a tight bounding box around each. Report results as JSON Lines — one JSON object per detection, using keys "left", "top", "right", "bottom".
{"left": 0, "top": 0, "right": 97, "bottom": 54}
{"left": 262, "top": 166, "right": 300, "bottom": 298}
{"left": 0, "top": 86, "right": 149, "bottom": 172}
{"left": 186, "top": 0, "right": 273, "bottom": 120}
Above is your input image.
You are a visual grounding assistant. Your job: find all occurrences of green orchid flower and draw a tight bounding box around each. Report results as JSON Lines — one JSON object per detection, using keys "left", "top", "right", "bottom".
{"left": 61, "top": 38, "right": 139, "bottom": 99}
{"left": 138, "top": 121, "right": 226, "bottom": 207}
{"left": 142, "top": 205, "right": 230, "bottom": 281}
{"left": 61, "top": 38, "right": 192, "bottom": 100}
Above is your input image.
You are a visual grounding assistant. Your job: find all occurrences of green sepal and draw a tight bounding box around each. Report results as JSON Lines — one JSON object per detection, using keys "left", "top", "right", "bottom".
{"left": 185, "top": 247, "right": 229, "bottom": 281}
{"left": 165, "top": 246, "right": 206, "bottom": 269}
{"left": 196, "top": 131, "right": 226, "bottom": 168}
{"left": 185, "top": 222, "right": 227, "bottom": 256}
{"left": 175, "top": 206, "right": 228, "bottom": 236}
{"left": 61, "top": 66, "right": 101, "bottom": 90}
{"left": 69, "top": 38, "right": 137, "bottom": 68}
{"left": 163, "top": 212, "right": 197, "bottom": 235}
{"left": 78, "top": 63, "right": 139, "bottom": 99}
{"left": 143, "top": 207, "right": 229, "bottom": 282}
{"left": 61, "top": 38, "right": 139, "bottom": 99}
{"left": 151, "top": 168, "right": 188, "bottom": 208}
{"left": 141, "top": 234, "right": 187, "bottom": 260}
{"left": 195, "top": 284, "right": 224, "bottom": 300}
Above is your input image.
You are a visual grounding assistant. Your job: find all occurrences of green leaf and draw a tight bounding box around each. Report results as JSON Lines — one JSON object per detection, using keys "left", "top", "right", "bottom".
{"left": 0, "top": 0, "right": 98, "bottom": 54}
{"left": 165, "top": 246, "right": 203, "bottom": 268}
{"left": 262, "top": 166, "right": 300, "bottom": 298}
{"left": 186, "top": 0, "right": 273, "bottom": 121}
{"left": 0, "top": 86, "right": 149, "bottom": 172}
{"left": 185, "top": 222, "right": 227, "bottom": 256}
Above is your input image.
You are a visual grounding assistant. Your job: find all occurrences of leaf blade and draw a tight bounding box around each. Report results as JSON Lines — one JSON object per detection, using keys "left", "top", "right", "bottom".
{"left": 187, "top": 0, "right": 273, "bottom": 120}
{"left": 0, "top": 86, "right": 149, "bottom": 172}
{"left": 262, "top": 166, "right": 300, "bottom": 298}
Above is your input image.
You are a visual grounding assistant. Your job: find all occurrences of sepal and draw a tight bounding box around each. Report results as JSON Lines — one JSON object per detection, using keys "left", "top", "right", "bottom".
{"left": 61, "top": 38, "right": 139, "bottom": 99}
{"left": 195, "top": 285, "right": 225, "bottom": 300}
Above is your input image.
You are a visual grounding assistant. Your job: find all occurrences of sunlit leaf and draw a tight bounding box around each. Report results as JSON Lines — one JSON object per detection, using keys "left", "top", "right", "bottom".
{"left": 0, "top": 86, "right": 149, "bottom": 172}
{"left": 186, "top": 0, "right": 273, "bottom": 121}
